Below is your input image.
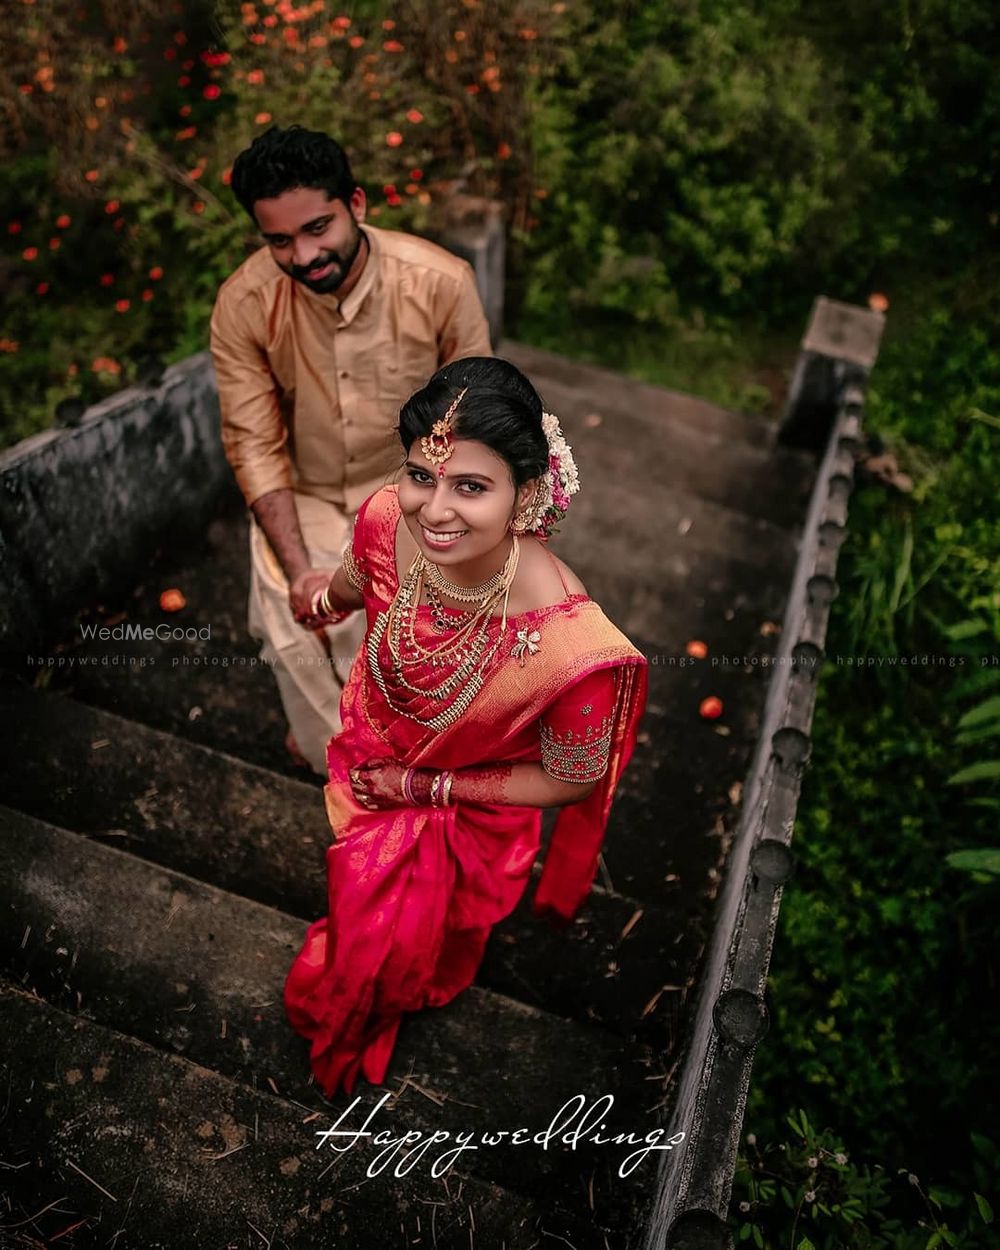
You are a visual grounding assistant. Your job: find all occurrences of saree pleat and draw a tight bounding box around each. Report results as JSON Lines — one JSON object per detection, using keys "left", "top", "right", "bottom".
{"left": 284, "top": 487, "right": 647, "bottom": 1095}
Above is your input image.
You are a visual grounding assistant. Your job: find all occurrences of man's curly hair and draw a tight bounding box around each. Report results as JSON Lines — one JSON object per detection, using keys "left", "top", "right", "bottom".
{"left": 230, "top": 124, "right": 357, "bottom": 219}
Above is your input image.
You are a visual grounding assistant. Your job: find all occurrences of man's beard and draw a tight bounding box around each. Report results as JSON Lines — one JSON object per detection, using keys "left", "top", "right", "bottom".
{"left": 288, "top": 226, "right": 364, "bottom": 293}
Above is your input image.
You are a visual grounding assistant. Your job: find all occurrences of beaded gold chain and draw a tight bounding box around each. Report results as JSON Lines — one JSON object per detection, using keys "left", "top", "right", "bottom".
{"left": 365, "top": 541, "right": 520, "bottom": 730}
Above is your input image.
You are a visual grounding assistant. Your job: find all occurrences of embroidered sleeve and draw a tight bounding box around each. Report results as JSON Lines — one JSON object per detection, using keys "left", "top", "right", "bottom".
{"left": 342, "top": 531, "right": 369, "bottom": 592}
{"left": 538, "top": 668, "right": 617, "bottom": 784}
{"left": 343, "top": 493, "right": 380, "bottom": 592}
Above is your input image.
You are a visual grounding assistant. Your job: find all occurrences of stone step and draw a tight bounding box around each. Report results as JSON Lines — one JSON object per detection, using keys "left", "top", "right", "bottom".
{"left": 0, "top": 981, "right": 628, "bottom": 1249}
{"left": 501, "top": 338, "right": 781, "bottom": 450}
{"left": 526, "top": 372, "right": 812, "bottom": 531}
{"left": 0, "top": 685, "right": 709, "bottom": 1046}
{"left": 1, "top": 805, "right": 670, "bottom": 1229}
{"left": 37, "top": 497, "right": 795, "bottom": 788}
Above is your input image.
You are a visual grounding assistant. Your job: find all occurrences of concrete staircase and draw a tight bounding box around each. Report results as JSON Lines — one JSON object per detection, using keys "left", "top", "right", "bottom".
{"left": 0, "top": 340, "right": 816, "bottom": 1248}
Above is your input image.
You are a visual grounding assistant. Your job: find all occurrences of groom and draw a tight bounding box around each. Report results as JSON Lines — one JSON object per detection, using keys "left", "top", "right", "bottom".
{"left": 211, "top": 124, "right": 492, "bottom": 774}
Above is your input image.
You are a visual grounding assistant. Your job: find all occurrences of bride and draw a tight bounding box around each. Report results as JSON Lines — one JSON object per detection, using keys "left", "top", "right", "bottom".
{"left": 283, "top": 355, "right": 648, "bottom": 1095}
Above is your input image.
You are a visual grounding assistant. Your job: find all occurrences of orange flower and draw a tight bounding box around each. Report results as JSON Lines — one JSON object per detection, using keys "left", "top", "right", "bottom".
{"left": 113, "top": 36, "right": 128, "bottom": 53}
{"left": 699, "top": 696, "right": 724, "bottom": 720}
{"left": 19, "top": 84, "right": 34, "bottom": 95}
{"left": 405, "top": 183, "right": 418, "bottom": 195}
{"left": 192, "top": 201, "right": 205, "bottom": 214}
{"left": 497, "top": 141, "right": 512, "bottom": 159}
{"left": 0, "top": 339, "right": 20, "bottom": 353}
{"left": 255, "top": 111, "right": 272, "bottom": 124}
{"left": 104, "top": 199, "right": 120, "bottom": 213}
{"left": 221, "top": 168, "right": 232, "bottom": 185}
{"left": 160, "top": 587, "right": 187, "bottom": 612}
{"left": 249, "top": 33, "right": 266, "bottom": 44}
{"left": 454, "top": 29, "right": 467, "bottom": 41}
{"left": 115, "top": 298, "right": 130, "bottom": 313}
{"left": 868, "top": 292, "right": 890, "bottom": 312}
{"left": 409, "top": 168, "right": 423, "bottom": 181}
{"left": 382, "top": 17, "right": 395, "bottom": 29}
{"left": 22, "top": 246, "right": 38, "bottom": 261}
{"left": 84, "top": 170, "right": 100, "bottom": 182}
{"left": 349, "top": 34, "right": 364, "bottom": 47}
{"left": 246, "top": 69, "right": 264, "bottom": 83}
{"left": 685, "top": 639, "right": 708, "bottom": 659}
{"left": 383, "top": 39, "right": 403, "bottom": 52}
{"left": 386, "top": 131, "right": 403, "bottom": 147}
{"left": 406, "top": 108, "right": 423, "bottom": 123}
{"left": 179, "top": 105, "right": 192, "bottom": 117}
{"left": 332, "top": 15, "right": 351, "bottom": 28}
{"left": 92, "top": 357, "right": 122, "bottom": 375}
{"left": 149, "top": 266, "right": 164, "bottom": 280}
{"left": 176, "top": 126, "right": 197, "bottom": 140}
{"left": 55, "top": 214, "right": 71, "bottom": 228}
{"left": 49, "top": 238, "right": 61, "bottom": 250}
{"left": 142, "top": 288, "right": 154, "bottom": 301}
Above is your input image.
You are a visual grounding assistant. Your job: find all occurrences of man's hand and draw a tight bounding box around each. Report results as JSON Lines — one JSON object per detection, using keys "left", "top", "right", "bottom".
{"left": 290, "top": 567, "right": 337, "bottom": 625}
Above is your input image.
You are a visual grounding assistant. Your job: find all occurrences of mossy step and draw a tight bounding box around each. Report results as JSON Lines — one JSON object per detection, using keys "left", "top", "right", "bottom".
{"left": 0, "top": 683, "right": 738, "bottom": 1034}
{"left": 501, "top": 339, "right": 781, "bottom": 449}
{"left": 1, "top": 805, "right": 670, "bottom": 1227}
{"left": 517, "top": 371, "right": 812, "bottom": 530}
{"left": 0, "top": 981, "right": 628, "bottom": 1249}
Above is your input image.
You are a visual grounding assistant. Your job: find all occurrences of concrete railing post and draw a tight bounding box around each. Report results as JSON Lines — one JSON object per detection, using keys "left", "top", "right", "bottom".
{"left": 429, "top": 194, "right": 506, "bottom": 349}
{"left": 779, "top": 296, "right": 885, "bottom": 452}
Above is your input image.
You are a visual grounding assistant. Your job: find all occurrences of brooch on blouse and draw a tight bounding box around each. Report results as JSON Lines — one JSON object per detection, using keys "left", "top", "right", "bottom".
{"left": 511, "top": 627, "right": 542, "bottom": 666}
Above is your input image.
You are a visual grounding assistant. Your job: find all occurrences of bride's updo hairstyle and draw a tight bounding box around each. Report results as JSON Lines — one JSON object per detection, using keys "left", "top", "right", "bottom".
{"left": 397, "top": 357, "right": 549, "bottom": 489}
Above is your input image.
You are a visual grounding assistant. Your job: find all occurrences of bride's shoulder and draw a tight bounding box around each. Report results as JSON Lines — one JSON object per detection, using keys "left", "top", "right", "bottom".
{"left": 512, "top": 538, "right": 587, "bottom": 612}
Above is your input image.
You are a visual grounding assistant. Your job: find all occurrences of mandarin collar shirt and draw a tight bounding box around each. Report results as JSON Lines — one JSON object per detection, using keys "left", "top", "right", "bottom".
{"left": 210, "top": 223, "right": 492, "bottom": 513}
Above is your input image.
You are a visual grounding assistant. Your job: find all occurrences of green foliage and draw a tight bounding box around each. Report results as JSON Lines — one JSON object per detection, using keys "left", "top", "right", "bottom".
{"left": 738, "top": 306, "right": 999, "bottom": 1236}
{"left": 731, "top": 1117, "right": 998, "bottom": 1249}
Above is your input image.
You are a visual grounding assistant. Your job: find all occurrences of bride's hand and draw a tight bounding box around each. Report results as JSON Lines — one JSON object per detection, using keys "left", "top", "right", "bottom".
{"left": 349, "top": 757, "right": 405, "bottom": 809}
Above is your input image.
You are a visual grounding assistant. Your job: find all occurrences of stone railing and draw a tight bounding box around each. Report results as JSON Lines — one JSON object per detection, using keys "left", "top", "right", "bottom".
{"left": 644, "top": 297, "right": 885, "bottom": 1249}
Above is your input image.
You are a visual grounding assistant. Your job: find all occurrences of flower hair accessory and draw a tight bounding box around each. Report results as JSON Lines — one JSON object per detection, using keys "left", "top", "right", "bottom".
{"left": 521, "top": 411, "right": 581, "bottom": 540}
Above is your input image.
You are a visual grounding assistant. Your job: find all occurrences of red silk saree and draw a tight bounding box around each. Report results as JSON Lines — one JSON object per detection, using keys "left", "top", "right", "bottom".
{"left": 284, "top": 486, "right": 647, "bottom": 1095}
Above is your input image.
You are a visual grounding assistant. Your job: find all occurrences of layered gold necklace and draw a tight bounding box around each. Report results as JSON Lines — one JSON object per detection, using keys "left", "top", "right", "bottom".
{"left": 366, "top": 537, "right": 520, "bottom": 731}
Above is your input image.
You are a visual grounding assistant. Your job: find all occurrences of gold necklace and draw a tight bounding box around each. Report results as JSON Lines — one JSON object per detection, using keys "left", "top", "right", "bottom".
{"left": 366, "top": 541, "right": 520, "bottom": 729}
{"left": 423, "top": 537, "right": 518, "bottom": 603}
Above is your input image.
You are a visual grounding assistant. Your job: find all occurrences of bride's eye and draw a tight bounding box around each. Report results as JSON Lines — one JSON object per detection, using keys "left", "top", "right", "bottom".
{"left": 407, "top": 469, "right": 433, "bottom": 484}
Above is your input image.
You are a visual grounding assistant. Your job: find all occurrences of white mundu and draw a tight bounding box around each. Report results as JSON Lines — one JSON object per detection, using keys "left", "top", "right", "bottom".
{"left": 247, "top": 491, "right": 366, "bottom": 774}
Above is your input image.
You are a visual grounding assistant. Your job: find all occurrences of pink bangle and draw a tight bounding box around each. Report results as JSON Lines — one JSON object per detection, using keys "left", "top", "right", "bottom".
{"left": 401, "top": 767, "right": 417, "bottom": 805}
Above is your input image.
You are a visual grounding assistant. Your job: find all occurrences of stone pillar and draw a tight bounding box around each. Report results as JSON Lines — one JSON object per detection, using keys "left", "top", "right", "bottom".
{"left": 428, "top": 194, "right": 506, "bottom": 349}
{"left": 778, "top": 296, "right": 885, "bottom": 452}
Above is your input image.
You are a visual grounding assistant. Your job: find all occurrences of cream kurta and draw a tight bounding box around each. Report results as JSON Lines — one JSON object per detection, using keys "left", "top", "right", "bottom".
{"left": 210, "top": 223, "right": 492, "bottom": 772}
{"left": 211, "top": 222, "right": 492, "bottom": 510}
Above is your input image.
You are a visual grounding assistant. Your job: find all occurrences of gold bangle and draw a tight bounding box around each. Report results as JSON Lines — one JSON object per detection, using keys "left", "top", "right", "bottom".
{"left": 441, "top": 771, "right": 454, "bottom": 807}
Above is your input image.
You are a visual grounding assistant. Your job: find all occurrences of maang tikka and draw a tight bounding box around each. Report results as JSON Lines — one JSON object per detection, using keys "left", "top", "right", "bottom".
{"left": 420, "top": 387, "right": 467, "bottom": 477}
